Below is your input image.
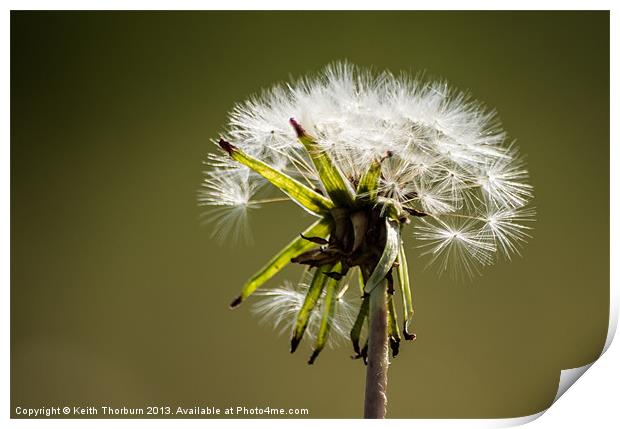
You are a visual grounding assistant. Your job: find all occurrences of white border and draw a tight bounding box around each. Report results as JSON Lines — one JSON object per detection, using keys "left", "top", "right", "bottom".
{"left": 3, "top": 1, "right": 616, "bottom": 428}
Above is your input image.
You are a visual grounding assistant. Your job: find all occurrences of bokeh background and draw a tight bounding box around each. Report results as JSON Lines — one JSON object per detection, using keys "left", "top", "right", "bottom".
{"left": 11, "top": 11, "right": 609, "bottom": 418}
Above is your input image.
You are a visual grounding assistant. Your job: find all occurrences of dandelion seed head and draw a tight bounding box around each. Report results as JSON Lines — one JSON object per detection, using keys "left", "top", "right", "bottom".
{"left": 201, "top": 62, "right": 534, "bottom": 272}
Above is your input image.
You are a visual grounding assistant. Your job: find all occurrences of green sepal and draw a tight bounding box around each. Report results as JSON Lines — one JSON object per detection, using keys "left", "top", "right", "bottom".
{"left": 290, "top": 119, "right": 356, "bottom": 207}
{"left": 356, "top": 266, "right": 365, "bottom": 296}
{"left": 308, "top": 262, "right": 342, "bottom": 364}
{"left": 229, "top": 218, "right": 331, "bottom": 308}
{"left": 350, "top": 295, "right": 369, "bottom": 356}
{"left": 363, "top": 218, "right": 401, "bottom": 294}
{"left": 290, "top": 264, "right": 335, "bottom": 353}
{"left": 356, "top": 158, "right": 381, "bottom": 204}
{"left": 397, "top": 241, "right": 415, "bottom": 339}
{"left": 219, "top": 139, "right": 334, "bottom": 215}
{"left": 387, "top": 292, "right": 401, "bottom": 357}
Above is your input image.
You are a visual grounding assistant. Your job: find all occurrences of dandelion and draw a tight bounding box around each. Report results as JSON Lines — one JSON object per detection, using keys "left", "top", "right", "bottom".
{"left": 199, "top": 62, "right": 534, "bottom": 418}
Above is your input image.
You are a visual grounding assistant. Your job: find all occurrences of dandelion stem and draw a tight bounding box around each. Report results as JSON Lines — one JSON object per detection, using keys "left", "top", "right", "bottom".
{"left": 364, "top": 279, "right": 389, "bottom": 419}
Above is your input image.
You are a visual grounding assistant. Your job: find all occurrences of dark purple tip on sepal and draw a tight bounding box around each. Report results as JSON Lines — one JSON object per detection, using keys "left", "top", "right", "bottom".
{"left": 229, "top": 295, "right": 242, "bottom": 309}
{"left": 289, "top": 118, "right": 305, "bottom": 138}
{"left": 218, "top": 138, "right": 236, "bottom": 155}
{"left": 389, "top": 337, "right": 400, "bottom": 358}
{"left": 403, "top": 321, "right": 416, "bottom": 341}
{"left": 307, "top": 350, "right": 320, "bottom": 365}
{"left": 290, "top": 337, "right": 301, "bottom": 354}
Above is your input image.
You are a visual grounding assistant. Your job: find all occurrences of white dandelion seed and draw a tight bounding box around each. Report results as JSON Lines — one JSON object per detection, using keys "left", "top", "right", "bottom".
{"left": 476, "top": 146, "right": 533, "bottom": 209}
{"left": 197, "top": 169, "right": 258, "bottom": 244}
{"left": 479, "top": 205, "right": 537, "bottom": 259}
{"left": 414, "top": 216, "right": 497, "bottom": 278}
{"left": 252, "top": 278, "right": 356, "bottom": 348}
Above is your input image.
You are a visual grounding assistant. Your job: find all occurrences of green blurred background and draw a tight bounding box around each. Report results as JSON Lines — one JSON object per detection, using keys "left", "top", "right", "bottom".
{"left": 11, "top": 11, "right": 609, "bottom": 418}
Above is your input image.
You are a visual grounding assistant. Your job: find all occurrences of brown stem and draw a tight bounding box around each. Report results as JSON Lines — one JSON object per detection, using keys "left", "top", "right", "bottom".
{"left": 364, "top": 280, "right": 389, "bottom": 418}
